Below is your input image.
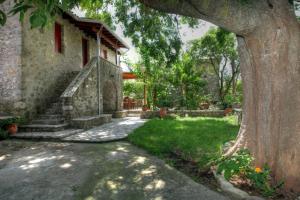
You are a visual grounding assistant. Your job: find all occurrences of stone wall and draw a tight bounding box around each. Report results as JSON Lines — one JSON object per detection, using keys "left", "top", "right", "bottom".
{"left": 141, "top": 110, "right": 225, "bottom": 119}
{"left": 101, "top": 59, "right": 123, "bottom": 113}
{"left": 0, "top": 0, "right": 23, "bottom": 115}
{"left": 61, "top": 57, "right": 123, "bottom": 119}
{"left": 61, "top": 58, "right": 99, "bottom": 119}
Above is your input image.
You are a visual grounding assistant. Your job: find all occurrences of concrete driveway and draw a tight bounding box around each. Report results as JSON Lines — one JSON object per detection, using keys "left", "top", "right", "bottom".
{"left": 0, "top": 140, "right": 229, "bottom": 200}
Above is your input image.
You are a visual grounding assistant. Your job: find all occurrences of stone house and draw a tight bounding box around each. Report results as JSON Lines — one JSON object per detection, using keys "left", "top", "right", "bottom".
{"left": 0, "top": 1, "right": 129, "bottom": 131}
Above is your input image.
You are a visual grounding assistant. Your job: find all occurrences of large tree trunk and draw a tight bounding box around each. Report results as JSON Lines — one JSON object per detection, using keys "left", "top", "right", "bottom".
{"left": 232, "top": 11, "right": 300, "bottom": 191}
{"left": 141, "top": 0, "right": 300, "bottom": 191}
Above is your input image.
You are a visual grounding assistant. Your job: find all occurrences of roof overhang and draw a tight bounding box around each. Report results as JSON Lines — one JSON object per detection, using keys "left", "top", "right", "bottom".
{"left": 123, "top": 72, "right": 137, "bottom": 79}
{"left": 61, "top": 11, "right": 129, "bottom": 51}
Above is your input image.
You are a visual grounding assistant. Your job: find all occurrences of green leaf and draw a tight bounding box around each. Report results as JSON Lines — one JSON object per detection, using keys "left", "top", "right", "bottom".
{"left": 0, "top": 9, "right": 6, "bottom": 26}
{"left": 0, "top": 0, "right": 6, "bottom": 4}
{"left": 29, "top": 10, "right": 47, "bottom": 28}
{"left": 9, "top": 2, "right": 32, "bottom": 16}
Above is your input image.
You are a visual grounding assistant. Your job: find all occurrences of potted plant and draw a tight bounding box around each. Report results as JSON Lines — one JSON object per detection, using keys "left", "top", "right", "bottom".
{"left": 223, "top": 95, "right": 235, "bottom": 115}
{"left": 0, "top": 117, "right": 23, "bottom": 135}
{"left": 142, "top": 105, "right": 148, "bottom": 112}
{"left": 158, "top": 99, "right": 170, "bottom": 118}
{"left": 199, "top": 95, "right": 212, "bottom": 110}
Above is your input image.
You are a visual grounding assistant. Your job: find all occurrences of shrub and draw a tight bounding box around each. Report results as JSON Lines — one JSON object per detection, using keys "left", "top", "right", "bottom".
{"left": 0, "top": 129, "right": 9, "bottom": 140}
{"left": 216, "top": 149, "right": 283, "bottom": 197}
{"left": 0, "top": 117, "right": 25, "bottom": 129}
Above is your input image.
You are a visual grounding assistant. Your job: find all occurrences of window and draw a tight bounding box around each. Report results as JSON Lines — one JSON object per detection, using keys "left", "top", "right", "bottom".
{"left": 82, "top": 38, "right": 89, "bottom": 66}
{"left": 103, "top": 49, "right": 108, "bottom": 60}
{"left": 54, "top": 22, "right": 63, "bottom": 53}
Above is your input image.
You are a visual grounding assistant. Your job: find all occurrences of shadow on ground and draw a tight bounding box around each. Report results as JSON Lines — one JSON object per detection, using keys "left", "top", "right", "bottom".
{"left": 0, "top": 140, "right": 229, "bottom": 200}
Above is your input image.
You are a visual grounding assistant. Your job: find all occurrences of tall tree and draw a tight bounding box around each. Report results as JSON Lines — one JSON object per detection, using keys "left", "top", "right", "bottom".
{"left": 140, "top": 0, "right": 300, "bottom": 191}
{"left": 189, "top": 28, "right": 239, "bottom": 103}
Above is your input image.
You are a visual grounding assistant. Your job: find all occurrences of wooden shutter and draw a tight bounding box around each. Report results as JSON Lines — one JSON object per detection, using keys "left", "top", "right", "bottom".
{"left": 55, "top": 22, "right": 62, "bottom": 53}
{"left": 103, "top": 49, "right": 108, "bottom": 59}
{"left": 82, "top": 38, "right": 89, "bottom": 66}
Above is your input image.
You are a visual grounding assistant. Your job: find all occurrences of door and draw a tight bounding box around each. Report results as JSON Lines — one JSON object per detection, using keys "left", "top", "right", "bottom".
{"left": 82, "top": 38, "right": 89, "bottom": 66}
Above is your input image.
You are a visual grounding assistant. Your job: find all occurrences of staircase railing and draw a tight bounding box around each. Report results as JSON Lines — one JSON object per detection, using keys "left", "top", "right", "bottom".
{"left": 60, "top": 57, "right": 99, "bottom": 120}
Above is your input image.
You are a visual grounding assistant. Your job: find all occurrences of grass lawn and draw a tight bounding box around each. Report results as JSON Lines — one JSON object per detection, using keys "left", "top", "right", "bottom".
{"left": 128, "top": 116, "right": 239, "bottom": 169}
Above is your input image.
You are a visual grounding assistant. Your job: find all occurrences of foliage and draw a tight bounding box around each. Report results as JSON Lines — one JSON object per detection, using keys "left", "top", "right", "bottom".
{"left": 199, "top": 94, "right": 213, "bottom": 103}
{"left": 0, "top": 128, "right": 9, "bottom": 140}
{"left": 217, "top": 149, "right": 253, "bottom": 180}
{"left": 189, "top": 27, "right": 240, "bottom": 103}
{"left": 128, "top": 116, "right": 239, "bottom": 168}
{"left": 123, "top": 80, "right": 144, "bottom": 99}
{"left": 216, "top": 150, "right": 284, "bottom": 197}
{"left": 0, "top": 117, "right": 24, "bottom": 129}
{"left": 133, "top": 51, "right": 207, "bottom": 110}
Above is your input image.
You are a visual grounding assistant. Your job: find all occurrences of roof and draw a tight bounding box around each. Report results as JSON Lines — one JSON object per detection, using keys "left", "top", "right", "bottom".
{"left": 62, "top": 11, "right": 129, "bottom": 50}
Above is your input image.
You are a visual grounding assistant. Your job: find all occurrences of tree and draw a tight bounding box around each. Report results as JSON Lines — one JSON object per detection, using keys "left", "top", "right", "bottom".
{"left": 140, "top": 0, "right": 300, "bottom": 191}
{"left": 170, "top": 53, "right": 207, "bottom": 109}
{"left": 189, "top": 28, "right": 240, "bottom": 104}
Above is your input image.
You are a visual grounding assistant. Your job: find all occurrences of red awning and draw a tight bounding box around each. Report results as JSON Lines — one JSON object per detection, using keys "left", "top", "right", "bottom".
{"left": 123, "top": 72, "right": 137, "bottom": 79}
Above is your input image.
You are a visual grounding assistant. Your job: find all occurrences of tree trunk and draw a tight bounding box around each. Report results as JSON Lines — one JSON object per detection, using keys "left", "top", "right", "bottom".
{"left": 231, "top": 59, "right": 238, "bottom": 97}
{"left": 140, "top": 0, "right": 300, "bottom": 191}
{"left": 231, "top": 13, "right": 300, "bottom": 191}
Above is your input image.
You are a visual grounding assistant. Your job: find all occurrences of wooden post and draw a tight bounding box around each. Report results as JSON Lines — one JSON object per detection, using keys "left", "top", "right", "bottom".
{"left": 143, "top": 77, "right": 147, "bottom": 106}
{"left": 115, "top": 48, "right": 118, "bottom": 66}
{"left": 96, "top": 26, "right": 103, "bottom": 115}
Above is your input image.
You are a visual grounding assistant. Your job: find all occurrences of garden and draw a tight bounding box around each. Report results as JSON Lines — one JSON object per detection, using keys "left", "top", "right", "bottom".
{"left": 1, "top": 0, "right": 300, "bottom": 198}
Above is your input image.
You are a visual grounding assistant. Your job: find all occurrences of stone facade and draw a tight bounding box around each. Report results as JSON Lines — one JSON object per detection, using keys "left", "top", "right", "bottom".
{"left": 0, "top": 0, "right": 23, "bottom": 115}
{"left": 0, "top": 2, "right": 123, "bottom": 120}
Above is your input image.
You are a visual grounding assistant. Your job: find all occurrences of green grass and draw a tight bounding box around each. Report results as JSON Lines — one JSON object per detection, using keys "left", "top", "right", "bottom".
{"left": 128, "top": 116, "right": 239, "bottom": 168}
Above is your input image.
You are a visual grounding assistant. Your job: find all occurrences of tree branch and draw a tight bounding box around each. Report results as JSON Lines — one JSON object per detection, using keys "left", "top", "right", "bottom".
{"left": 140, "top": 0, "right": 261, "bottom": 35}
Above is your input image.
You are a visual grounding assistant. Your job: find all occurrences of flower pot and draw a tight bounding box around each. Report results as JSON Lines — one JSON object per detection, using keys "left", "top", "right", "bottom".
{"left": 142, "top": 105, "right": 148, "bottom": 112}
{"left": 159, "top": 107, "right": 167, "bottom": 118}
{"left": 224, "top": 108, "right": 233, "bottom": 116}
{"left": 199, "top": 102, "right": 210, "bottom": 110}
{"left": 6, "top": 123, "right": 18, "bottom": 135}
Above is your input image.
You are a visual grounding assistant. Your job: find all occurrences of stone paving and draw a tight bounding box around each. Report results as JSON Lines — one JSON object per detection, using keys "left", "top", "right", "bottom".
{"left": 0, "top": 140, "right": 229, "bottom": 200}
{"left": 13, "top": 117, "right": 147, "bottom": 142}
{"left": 12, "top": 129, "right": 83, "bottom": 140}
{"left": 62, "top": 117, "right": 147, "bottom": 142}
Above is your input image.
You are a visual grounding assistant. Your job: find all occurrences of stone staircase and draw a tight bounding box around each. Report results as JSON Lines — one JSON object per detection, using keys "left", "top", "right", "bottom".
{"left": 19, "top": 101, "right": 70, "bottom": 132}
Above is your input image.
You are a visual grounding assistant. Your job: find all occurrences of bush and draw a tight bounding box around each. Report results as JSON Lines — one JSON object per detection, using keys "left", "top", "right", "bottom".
{"left": 123, "top": 80, "right": 144, "bottom": 99}
{"left": 216, "top": 149, "right": 283, "bottom": 197}
{"left": 0, "top": 117, "right": 25, "bottom": 129}
{"left": 0, "top": 129, "right": 9, "bottom": 140}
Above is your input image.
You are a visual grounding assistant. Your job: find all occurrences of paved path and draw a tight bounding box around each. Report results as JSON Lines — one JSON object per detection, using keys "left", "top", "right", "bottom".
{"left": 63, "top": 117, "right": 147, "bottom": 142}
{"left": 0, "top": 140, "right": 229, "bottom": 200}
{"left": 14, "top": 117, "right": 147, "bottom": 142}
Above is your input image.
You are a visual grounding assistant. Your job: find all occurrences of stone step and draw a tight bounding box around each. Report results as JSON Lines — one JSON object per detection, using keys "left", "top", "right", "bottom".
{"left": 127, "top": 113, "right": 140, "bottom": 117}
{"left": 44, "top": 110, "right": 62, "bottom": 115}
{"left": 127, "top": 110, "right": 142, "bottom": 115}
{"left": 48, "top": 103, "right": 62, "bottom": 111}
{"left": 31, "top": 118, "right": 65, "bottom": 125}
{"left": 39, "top": 114, "right": 63, "bottom": 120}
{"left": 70, "top": 114, "right": 112, "bottom": 129}
{"left": 19, "top": 123, "right": 69, "bottom": 132}
{"left": 12, "top": 129, "right": 83, "bottom": 140}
